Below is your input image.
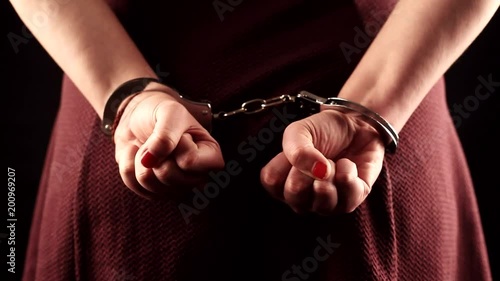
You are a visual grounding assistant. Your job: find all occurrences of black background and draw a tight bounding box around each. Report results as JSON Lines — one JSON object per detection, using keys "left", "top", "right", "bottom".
{"left": 3, "top": 2, "right": 499, "bottom": 280}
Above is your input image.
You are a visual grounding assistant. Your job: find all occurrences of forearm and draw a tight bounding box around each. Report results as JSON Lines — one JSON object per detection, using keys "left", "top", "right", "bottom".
{"left": 10, "top": 0, "right": 156, "bottom": 119}
{"left": 338, "top": 0, "right": 499, "bottom": 132}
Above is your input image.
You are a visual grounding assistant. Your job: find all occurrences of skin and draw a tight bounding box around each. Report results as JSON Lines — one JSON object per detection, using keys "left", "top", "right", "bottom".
{"left": 10, "top": 0, "right": 500, "bottom": 212}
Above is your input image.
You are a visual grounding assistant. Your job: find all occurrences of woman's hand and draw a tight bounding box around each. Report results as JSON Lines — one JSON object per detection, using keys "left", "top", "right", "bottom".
{"left": 113, "top": 89, "right": 225, "bottom": 199}
{"left": 260, "top": 110, "right": 385, "bottom": 215}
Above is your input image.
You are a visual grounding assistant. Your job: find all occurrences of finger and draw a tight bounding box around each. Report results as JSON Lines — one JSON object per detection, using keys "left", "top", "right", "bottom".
{"left": 334, "top": 158, "right": 370, "bottom": 213}
{"left": 140, "top": 102, "right": 194, "bottom": 168}
{"left": 136, "top": 133, "right": 219, "bottom": 194}
{"left": 153, "top": 158, "right": 208, "bottom": 187}
{"left": 282, "top": 122, "right": 331, "bottom": 180}
{"left": 283, "top": 167, "right": 315, "bottom": 213}
{"left": 311, "top": 160, "right": 339, "bottom": 215}
{"left": 260, "top": 152, "right": 292, "bottom": 200}
{"left": 174, "top": 132, "right": 225, "bottom": 172}
{"left": 117, "top": 144, "right": 157, "bottom": 200}
{"left": 134, "top": 159, "right": 168, "bottom": 194}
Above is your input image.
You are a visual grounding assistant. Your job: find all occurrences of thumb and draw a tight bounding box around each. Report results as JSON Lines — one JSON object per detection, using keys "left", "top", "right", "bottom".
{"left": 282, "top": 122, "right": 331, "bottom": 180}
{"left": 139, "top": 101, "right": 196, "bottom": 168}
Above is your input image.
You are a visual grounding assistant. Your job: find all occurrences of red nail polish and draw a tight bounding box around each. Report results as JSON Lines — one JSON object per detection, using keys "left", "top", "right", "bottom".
{"left": 141, "top": 152, "right": 158, "bottom": 168}
{"left": 312, "top": 161, "right": 327, "bottom": 179}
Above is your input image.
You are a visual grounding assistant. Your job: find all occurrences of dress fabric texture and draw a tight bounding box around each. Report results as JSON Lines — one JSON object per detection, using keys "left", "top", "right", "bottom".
{"left": 23, "top": 0, "right": 492, "bottom": 280}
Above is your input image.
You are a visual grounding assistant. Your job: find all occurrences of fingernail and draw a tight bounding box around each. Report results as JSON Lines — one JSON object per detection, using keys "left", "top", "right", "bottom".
{"left": 141, "top": 151, "right": 158, "bottom": 168}
{"left": 312, "top": 161, "right": 327, "bottom": 179}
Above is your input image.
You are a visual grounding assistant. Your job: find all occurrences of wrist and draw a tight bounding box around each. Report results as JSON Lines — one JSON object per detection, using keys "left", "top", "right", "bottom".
{"left": 294, "top": 90, "right": 398, "bottom": 153}
{"left": 98, "top": 72, "right": 158, "bottom": 117}
{"left": 101, "top": 77, "right": 160, "bottom": 136}
{"left": 102, "top": 76, "right": 187, "bottom": 138}
{"left": 118, "top": 87, "right": 180, "bottom": 120}
{"left": 337, "top": 79, "right": 415, "bottom": 133}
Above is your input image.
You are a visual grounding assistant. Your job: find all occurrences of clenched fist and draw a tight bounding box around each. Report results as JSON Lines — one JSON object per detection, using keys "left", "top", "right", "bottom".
{"left": 113, "top": 88, "right": 225, "bottom": 199}
{"left": 260, "top": 110, "right": 386, "bottom": 215}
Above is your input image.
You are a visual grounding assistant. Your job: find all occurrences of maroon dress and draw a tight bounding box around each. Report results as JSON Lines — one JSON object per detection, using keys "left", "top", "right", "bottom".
{"left": 23, "top": 0, "right": 492, "bottom": 280}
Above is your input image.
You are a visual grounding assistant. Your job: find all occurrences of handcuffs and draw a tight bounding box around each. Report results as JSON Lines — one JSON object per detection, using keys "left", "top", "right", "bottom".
{"left": 102, "top": 78, "right": 399, "bottom": 153}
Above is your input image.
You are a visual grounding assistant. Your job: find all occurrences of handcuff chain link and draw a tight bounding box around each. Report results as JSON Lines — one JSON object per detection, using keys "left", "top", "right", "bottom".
{"left": 212, "top": 94, "right": 295, "bottom": 120}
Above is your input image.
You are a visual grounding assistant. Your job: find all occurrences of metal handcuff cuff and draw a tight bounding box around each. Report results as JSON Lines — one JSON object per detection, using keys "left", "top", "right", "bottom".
{"left": 102, "top": 78, "right": 399, "bottom": 153}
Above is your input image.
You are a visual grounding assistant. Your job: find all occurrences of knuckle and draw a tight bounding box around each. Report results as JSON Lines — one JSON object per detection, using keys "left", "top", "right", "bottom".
{"left": 154, "top": 165, "right": 169, "bottom": 181}
{"left": 288, "top": 145, "right": 310, "bottom": 165}
{"left": 177, "top": 153, "right": 198, "bottom": 170}
{"left": 119, "top": 162, "right": 135, "bottom": 179}
{"left": 136, "top": 169, "right": 150, "bottom": 184}
{"left": 336, "top": 172, "right": 352, "bottom": 184}
{"left": 285, "top": 181, "right": 307, "bottom": 196}
{"left": 313, "top": 184, "right": 331, "bottom": 195}
{"left": 153, "top": 163, "right": 173, "bottom": 184}
{"left": 260, "top": 168, "right": 281, "bottom": 188}
{"left": 150, "top": 131, "right": 177, "bottom": 152}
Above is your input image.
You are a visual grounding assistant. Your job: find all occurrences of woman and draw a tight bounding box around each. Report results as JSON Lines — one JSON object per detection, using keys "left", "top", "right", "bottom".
{"left": 11, "top": 0, "right": 497, "bottom": 280}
